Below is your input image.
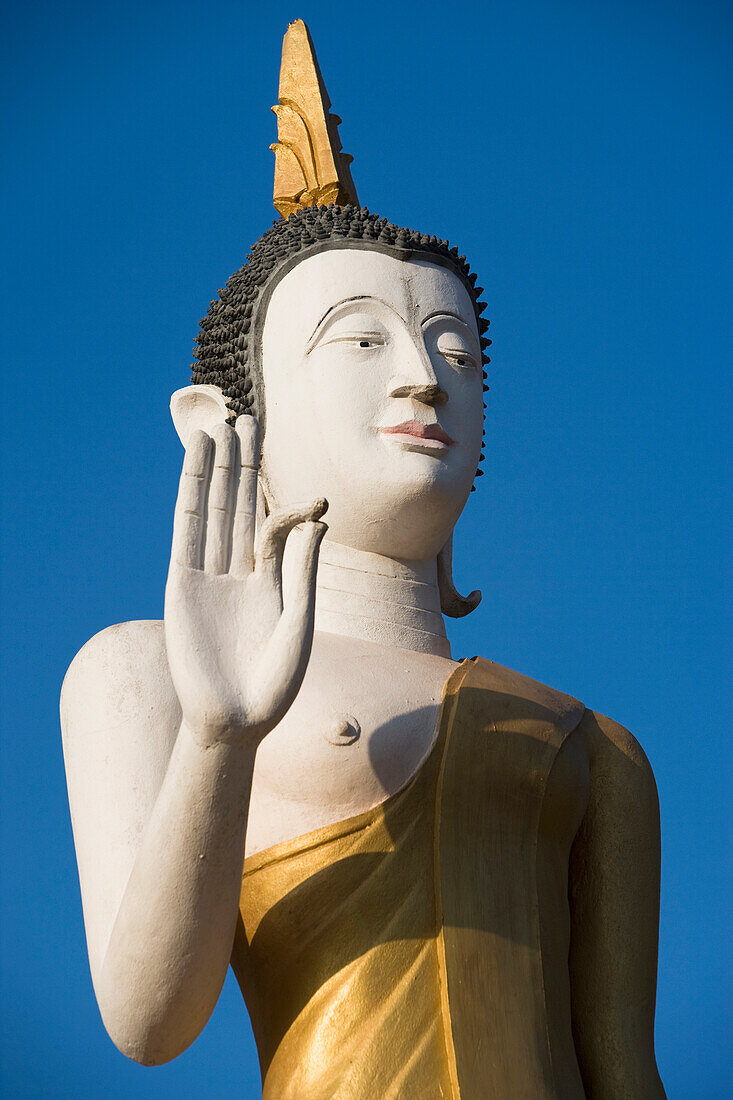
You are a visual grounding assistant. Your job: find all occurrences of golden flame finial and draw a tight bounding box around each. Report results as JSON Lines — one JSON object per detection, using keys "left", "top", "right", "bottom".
{"left": 271, "top": 19, "right": 358, "bottom": 218}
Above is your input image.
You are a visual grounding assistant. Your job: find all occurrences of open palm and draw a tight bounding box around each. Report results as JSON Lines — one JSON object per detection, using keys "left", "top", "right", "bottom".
{"left": 164, "top": 416, "right": 327, "bottom": 747}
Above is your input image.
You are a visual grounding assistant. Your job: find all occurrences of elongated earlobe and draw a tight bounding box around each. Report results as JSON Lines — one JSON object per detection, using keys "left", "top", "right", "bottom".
{"left": 438, "top": 535, "right": 481, "bottom": 618}
{"left": 170, "top": 385, "right": 231, "bottom": 447}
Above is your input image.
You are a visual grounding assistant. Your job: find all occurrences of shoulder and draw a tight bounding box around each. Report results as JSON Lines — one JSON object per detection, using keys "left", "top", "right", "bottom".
{"left": 464, "top": 656, "right": 586, "bottom": 738}
{"left": 463, "top": 659, "right": 659, "bottom": 801}
{"left": 578, "top": 707, "right": 659, "bottom": 794}
{"left": 62, "top": 619, "right": 165, "bottom": 693}
{"left": 61, "top": 620, "right": 180, "bottom": 849}
{"left": 61, "top": 620, "right": 176, "bottom": 738}
{"left": 63, "top": 618, "right": 164, "bottom": 675}
{"left": 467, "top": 658, "right": 656, "bottom": 767}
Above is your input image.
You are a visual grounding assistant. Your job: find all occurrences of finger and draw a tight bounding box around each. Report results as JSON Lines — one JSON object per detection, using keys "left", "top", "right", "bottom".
{"left": 254, "top": 498, "right": 328, "bottom": 594}
{"left": 204, "top": 423, "right": 237, "bottom": 574}
{"left": 252, "top": 520, "right": 328, "bottom": 725}
{"left": 171, "top": 430, "right": 212, "bottom": 569}
{"left": 230, "top": 415, "right": 261, "bottom": 576}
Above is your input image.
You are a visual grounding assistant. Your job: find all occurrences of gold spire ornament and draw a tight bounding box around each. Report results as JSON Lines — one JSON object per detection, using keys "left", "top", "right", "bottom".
{"left": 271, "top": 19, "right": 359, "bottom": 218}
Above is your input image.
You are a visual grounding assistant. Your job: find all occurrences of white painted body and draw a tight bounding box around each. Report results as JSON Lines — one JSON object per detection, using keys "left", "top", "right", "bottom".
{"left": 61, "top": 249, "right": 484, "bottom": 1064}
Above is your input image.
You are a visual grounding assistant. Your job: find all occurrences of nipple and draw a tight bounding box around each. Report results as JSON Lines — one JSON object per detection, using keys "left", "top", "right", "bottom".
{"left": 323, "top": 715, "right": 361, "bottom": 746}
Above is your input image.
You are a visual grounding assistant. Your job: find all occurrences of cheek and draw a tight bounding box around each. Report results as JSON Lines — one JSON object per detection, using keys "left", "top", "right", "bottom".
{"left": 443, "top": 377, "right": 485, "bottom": 453}
{"left": 262, "top": 358, "right": 386, "bottom": 495}
{"left": 309, "top": 353, "right": 387, "bottom": 453}
{"left": 260, "top": 361, "right": 316, "bottom": 494}
{"left": 464, "top": 394, "right": 486, "bottom": 455}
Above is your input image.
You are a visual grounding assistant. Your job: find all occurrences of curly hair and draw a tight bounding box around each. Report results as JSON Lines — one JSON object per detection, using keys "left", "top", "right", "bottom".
{"left": 191, "top": 204, "right": 491, "bottom": 436}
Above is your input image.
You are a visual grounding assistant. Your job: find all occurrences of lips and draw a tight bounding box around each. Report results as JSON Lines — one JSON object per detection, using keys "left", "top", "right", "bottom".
{"left": 380, "top": 420, "right": 455, "bottom": 446}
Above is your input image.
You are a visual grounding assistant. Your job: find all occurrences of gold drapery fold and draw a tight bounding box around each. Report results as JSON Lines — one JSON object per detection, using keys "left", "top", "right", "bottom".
{"left": 233, "top": 658, "right": 589, "bottom": 1098}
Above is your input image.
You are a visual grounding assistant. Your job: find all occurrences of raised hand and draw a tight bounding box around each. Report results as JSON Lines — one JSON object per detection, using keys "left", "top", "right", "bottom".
{"left": 164, "top": 416, "right": 327, "bottom": 748}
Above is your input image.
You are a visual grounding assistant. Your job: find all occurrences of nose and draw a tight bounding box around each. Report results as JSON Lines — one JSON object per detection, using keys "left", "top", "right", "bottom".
{"left": 389, "top": 381, "right": 448, "bottom": 406}
{"left": 388, "top": 336, "right": 448, "bottom": 406}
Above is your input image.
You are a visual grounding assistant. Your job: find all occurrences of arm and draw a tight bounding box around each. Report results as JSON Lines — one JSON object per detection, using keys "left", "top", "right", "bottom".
{"left": 95, "top": 723, "right": 257, "bottom": 1064}
{"left": 569, "top": 710, "right": 666, "bottom": 1099}
{"left": 62, "top": 415, "right": 326, "bottom": 1065}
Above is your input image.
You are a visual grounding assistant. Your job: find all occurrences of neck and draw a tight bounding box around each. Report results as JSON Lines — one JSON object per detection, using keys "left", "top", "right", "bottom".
{"left": 313, "top": 540, "right": 451, "bottom": 658}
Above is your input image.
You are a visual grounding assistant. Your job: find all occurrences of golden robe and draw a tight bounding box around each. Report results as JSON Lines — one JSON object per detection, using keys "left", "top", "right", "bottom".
{"left": 232, "top": 657, "right": 592, "bottom": 1098}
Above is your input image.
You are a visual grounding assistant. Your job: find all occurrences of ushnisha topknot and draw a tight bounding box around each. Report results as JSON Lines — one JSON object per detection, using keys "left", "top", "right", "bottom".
{"left": 191, "top": 205, "right": 491, "bottom": 463}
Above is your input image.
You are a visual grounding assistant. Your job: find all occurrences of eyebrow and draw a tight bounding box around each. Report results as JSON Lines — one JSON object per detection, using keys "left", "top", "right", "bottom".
{"left": 420, "top": 309, "right": 474, "bottom": 329}
{"left": 307, "top": 295, "right": 406, "bottom": 346}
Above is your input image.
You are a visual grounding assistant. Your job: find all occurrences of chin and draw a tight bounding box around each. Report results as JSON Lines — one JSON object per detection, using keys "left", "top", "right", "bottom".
{"left": 386, "top": 452, "right": 476, "bottom": 504}
{"left": 323, "top": 469, "right": 472, "bottom": 560}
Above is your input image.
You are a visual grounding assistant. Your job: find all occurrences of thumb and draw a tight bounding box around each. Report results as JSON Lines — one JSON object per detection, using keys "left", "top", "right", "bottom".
{"left": 251, "top": 520, "right": 327, "bottom": 726}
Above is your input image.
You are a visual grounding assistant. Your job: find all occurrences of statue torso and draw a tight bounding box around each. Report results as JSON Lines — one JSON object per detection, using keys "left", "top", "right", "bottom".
{"left": 233, "top": 657, "right": 591, "bottom": 1099}
{"left": 68, "top": 621, "right": 594, "bottom": 1098}
{"left": 74, "top": 620, "right": 458, "bottom": 857}
{"left": 245, "top": 630, "right": 457, "bottom": 855}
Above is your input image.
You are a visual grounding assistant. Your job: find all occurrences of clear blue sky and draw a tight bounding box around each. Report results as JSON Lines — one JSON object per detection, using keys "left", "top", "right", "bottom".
{"left": 1, "top": 1, "right": 729, "bottom": 1095}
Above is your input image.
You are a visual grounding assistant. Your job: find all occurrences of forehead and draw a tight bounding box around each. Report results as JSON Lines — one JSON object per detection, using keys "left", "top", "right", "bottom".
{"left": 262, "top": 248, "right": 476, "bottom": 337}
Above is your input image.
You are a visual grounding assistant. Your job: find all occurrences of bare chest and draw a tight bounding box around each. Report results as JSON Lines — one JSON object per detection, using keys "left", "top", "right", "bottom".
{"left": 243, "top": 633, "right": 457, "bottom": 857}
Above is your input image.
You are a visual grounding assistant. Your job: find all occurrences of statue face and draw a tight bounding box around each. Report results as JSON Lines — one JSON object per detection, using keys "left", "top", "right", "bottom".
{"left": 260, "top": 248, "right": 484, "bottom": 560}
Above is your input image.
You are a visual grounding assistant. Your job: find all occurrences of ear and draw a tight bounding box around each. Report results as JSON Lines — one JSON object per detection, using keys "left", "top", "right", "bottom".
{"left": 437, "top": 534, "right": 482, "bottom": 618}
{"left": 170, "top": 385, "right": 231, "bottom": 447}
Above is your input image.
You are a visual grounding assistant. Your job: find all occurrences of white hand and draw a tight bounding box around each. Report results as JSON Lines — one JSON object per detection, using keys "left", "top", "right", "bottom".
{"left": 164, "top": 417, "right": 327, "bottom": 747}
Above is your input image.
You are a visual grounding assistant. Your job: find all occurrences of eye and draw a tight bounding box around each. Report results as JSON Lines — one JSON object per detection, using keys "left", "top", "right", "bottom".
{"left": 434, "top": 329, "right": 479, "bottom": 372}
{"left": 441, "top": 349, "right": 477, "bottom": 370}
{"left": 320, "top": 332, "right": 386, "bottom": 350}
{"left": 308, "top": 309, "right": 391, "bottom": 355}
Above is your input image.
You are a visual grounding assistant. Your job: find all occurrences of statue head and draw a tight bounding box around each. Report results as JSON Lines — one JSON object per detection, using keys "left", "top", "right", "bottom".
{"left": 173, "top": 25, "right": 490, "bottom": 614}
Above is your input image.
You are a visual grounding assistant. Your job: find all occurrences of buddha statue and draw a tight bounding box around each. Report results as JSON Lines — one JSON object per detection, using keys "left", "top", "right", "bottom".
{"left": 61, "top": 19, "right": 666, "bottom": 1098}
